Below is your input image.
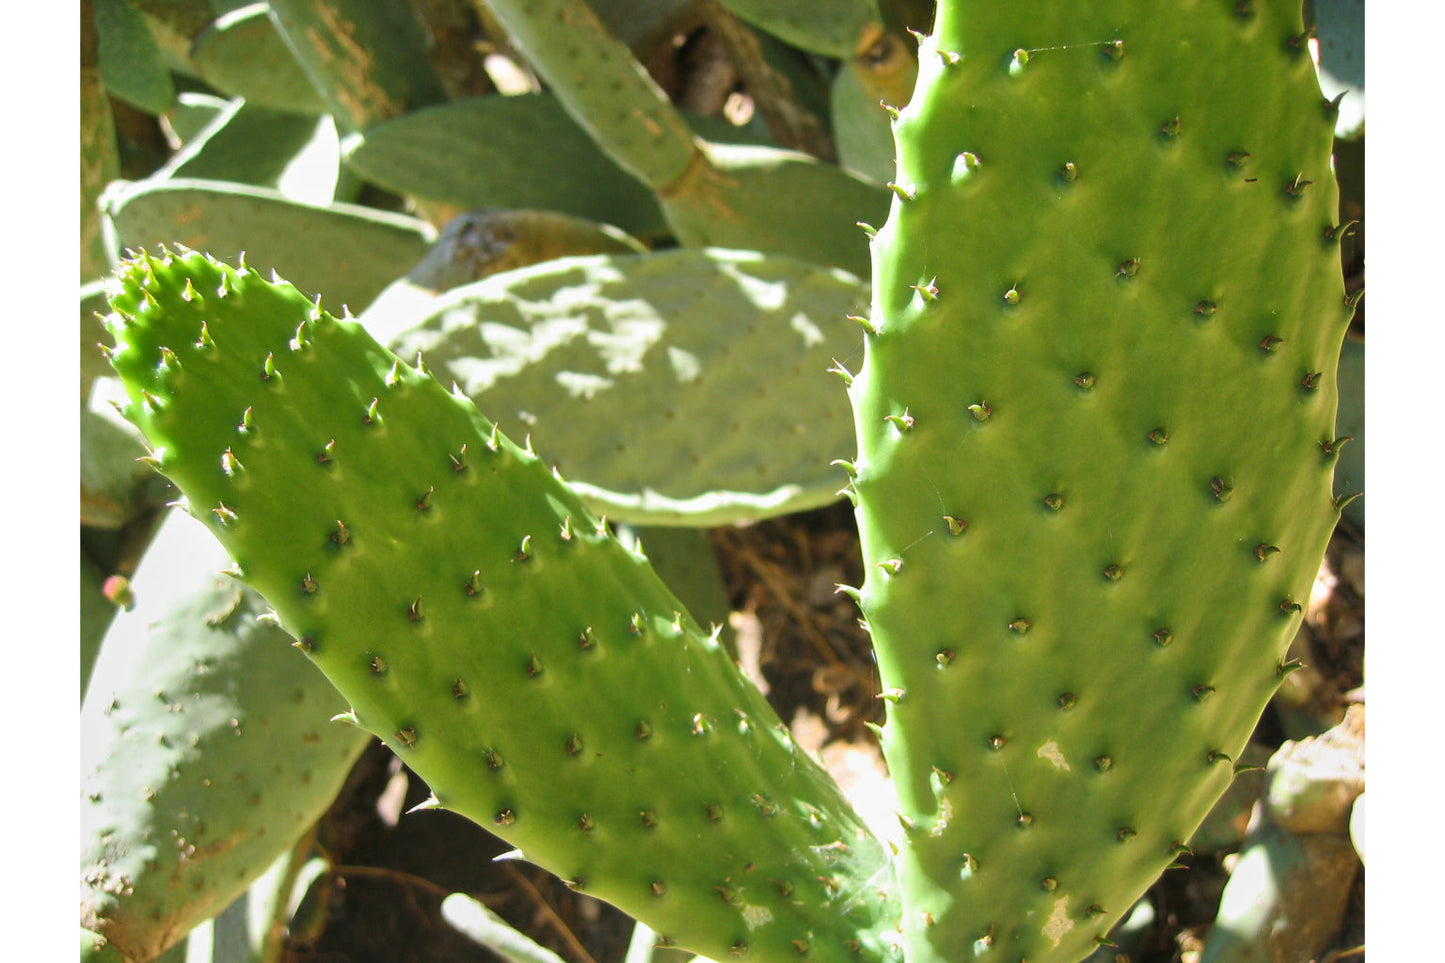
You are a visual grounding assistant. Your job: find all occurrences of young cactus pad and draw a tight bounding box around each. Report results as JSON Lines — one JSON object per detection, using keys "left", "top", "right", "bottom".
{"left": 102, "top": 248, "right": 898, "bottom": 963}
{"left": 848, "top": 3, "right": 1352, "bottom": 961}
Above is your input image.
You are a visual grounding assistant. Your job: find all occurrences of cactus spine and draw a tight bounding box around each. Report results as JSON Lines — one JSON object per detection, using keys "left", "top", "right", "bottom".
{"left": 849, "top": 3, "right": 1351, "bottom": 960}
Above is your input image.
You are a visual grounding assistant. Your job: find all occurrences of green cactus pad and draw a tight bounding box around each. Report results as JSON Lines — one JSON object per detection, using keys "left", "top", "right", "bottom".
{"left": 103, "top": 248, "right": 899, "bottom": 963}
{"left": 102, "top": 178, "right": 435, "bottom": 313}
{"left": 189, "top": 4, "right": 328, "bottom": 116}
{"left": 94, "top": 0, "right": 175, "bottom": 115}
{"left": 661, "top": 143, "right": 889, "bottom": 280}
{"left": 341, "top": 94, "right": 670, "bottom": 240}
{"left": 372, "top": 249, "right": 867, "bottom": 526}
{"left": 716, "top": 0, "right": 883, "bottom": 59}
{"left": 159, "top": 99, "right": 325, "bottom": 190}
{"left": 850, "top": 3, "right": 1351, "bottom": 961}
{"left": 265, "top": 0, "right": 448, "bottom": 129}
{"left": 81, "top": 509, "right": 371, "bottom": 962}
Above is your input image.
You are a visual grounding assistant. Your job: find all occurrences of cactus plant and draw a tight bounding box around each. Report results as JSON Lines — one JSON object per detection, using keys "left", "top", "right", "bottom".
{"left": 83, "top": 0, "right": 1363, "bottom": 960}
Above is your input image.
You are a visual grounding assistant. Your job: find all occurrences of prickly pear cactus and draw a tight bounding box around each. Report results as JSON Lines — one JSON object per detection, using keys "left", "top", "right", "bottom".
{"left": 102, "top": 248, "right": 899, "bottom": 963}
{"left": 80, "top": 509, "right": 371, "bottom": 961}
{"left": 845, "top": 3, "right": 1354, "bottom": 961}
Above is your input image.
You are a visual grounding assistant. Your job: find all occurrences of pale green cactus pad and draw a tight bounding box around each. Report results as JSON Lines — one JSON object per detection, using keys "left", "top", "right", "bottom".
{"left": 378, "top": 248, "right": 869, "bottom": 526}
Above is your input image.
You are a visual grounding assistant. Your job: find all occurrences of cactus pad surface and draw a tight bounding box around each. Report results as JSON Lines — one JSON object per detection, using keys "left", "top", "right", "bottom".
{"left": 849, "top": 3, "right": 1353, "bottom": 960}
{"left": 380, "top": 249, "right": 867, "bottom": 525}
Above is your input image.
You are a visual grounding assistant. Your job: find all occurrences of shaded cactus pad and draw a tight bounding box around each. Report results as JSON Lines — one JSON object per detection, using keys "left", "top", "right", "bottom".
{"left": 381, "top": 248, "right": 869, "bottom": 525}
